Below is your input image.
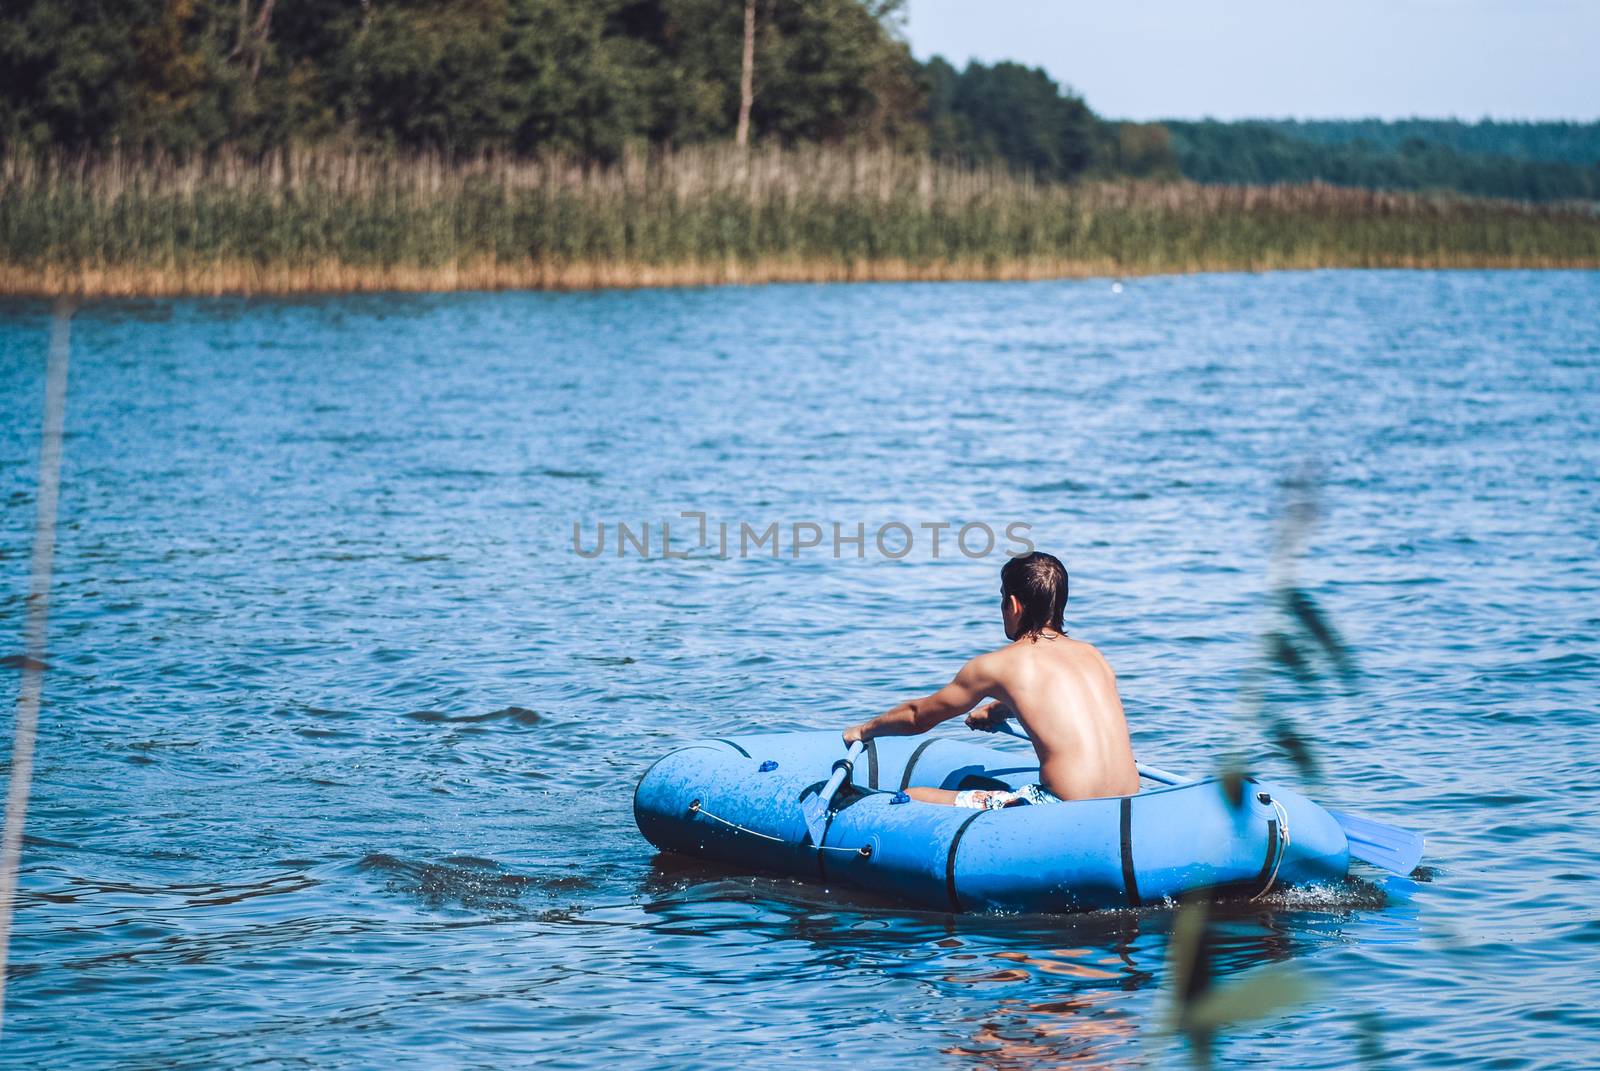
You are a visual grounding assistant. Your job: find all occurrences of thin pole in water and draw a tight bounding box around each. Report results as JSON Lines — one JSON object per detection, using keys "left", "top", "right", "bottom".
{"left": 0, "top": 298, "right": 73, "bottom": 1039}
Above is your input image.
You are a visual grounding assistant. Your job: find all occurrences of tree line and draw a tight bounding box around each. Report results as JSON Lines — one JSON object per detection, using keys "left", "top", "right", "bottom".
{"left": 0, "top": 0, "right": 925, "bottom": 157}
{"left": 2, "top": 0, "right": 1594, "bottom": 201}
{"left": 1167, "top": 121, "right": 1600, "bottom": 203}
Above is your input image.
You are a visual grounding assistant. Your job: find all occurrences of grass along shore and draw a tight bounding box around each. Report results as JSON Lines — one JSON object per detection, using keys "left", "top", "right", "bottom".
{"left": 3, "top": 144, "right": 1596, "bottom": 297}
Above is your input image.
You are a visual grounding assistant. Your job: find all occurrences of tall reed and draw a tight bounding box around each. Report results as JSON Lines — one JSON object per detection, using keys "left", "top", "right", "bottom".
{"left": 1, "top": 143, "right": 1595, "bottom": 296}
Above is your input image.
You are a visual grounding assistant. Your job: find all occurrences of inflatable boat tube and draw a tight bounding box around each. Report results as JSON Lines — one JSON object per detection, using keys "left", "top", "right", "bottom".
{"left": 635, "top": 731, "right": 1350, "bottom": 913}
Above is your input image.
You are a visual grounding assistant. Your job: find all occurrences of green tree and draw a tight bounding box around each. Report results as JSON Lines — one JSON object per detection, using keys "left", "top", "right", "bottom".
{"left": 920, "top": 56, "right": 1102, "bottom": 180}
{"left": 0, "top": 0, "right": 925, "bottom": 156}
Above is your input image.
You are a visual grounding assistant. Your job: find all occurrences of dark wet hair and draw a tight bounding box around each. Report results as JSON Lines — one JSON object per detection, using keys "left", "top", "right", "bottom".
{"left": 1001, "top": 552, "right": 1068, "bottom": 639}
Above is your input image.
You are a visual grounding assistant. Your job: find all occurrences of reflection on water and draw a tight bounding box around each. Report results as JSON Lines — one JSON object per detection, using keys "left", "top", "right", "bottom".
{"left": 940, "top": 929, "right": 1146, "bottom": 1069}
{"left": 952, "top": 991, "right": 1137, "bottom": 1070}
{"left": 1, "top": 271, "right": 1596, "bottom": 1067}
{"left": 641, "top": 851, "right": 1405, "bottom": 1068}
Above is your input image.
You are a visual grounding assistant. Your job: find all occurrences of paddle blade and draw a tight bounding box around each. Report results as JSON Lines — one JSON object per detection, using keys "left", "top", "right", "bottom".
{"left": 800, "top": 795, "right": 829, "bottom": 847}
{"left": 799, "top": 741, "right": 863, "bottom": 846}
{"left": 1329, "top": 810, "right": 1425, "bottom": 875}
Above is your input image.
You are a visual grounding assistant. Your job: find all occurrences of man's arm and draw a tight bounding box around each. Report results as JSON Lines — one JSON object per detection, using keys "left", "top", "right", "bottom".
{"left": 844, "top": 656, "right": 999, "bottom": 743}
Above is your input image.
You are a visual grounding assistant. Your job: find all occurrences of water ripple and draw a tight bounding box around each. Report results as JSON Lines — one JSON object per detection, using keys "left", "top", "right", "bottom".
{"left": 1, "top": 271, "right": 1597, "bottom": 1067}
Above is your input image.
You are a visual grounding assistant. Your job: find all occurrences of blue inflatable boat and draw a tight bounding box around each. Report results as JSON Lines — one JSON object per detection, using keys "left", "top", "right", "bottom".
{"left": 634, "top": 731, "right": 1351, "bottom": 913}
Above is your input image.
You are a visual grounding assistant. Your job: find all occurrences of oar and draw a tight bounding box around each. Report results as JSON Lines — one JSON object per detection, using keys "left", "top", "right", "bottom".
{"left": 1324, "top": 810, "right": 1425, "bottom": 876}
{"left": 800, "top": 740, "right": 864, "bottom": 847}
{"left": 986, "top": 721, "right": 1424, "bottom": 874}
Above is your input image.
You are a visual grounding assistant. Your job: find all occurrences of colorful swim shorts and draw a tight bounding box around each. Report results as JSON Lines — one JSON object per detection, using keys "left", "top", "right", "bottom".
{"left": 952, "top": 783, "right": 1062, "bottom": 810}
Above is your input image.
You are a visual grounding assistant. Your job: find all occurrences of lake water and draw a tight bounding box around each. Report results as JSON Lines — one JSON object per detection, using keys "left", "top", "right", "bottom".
{"left": 1, "top": 271, "right": 1597, "bottom": 1068}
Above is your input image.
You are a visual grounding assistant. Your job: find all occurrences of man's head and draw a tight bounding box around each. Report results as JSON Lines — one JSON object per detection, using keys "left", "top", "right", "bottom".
{"left": 1000, "top": 552, "right": 1068, "bottom": 641}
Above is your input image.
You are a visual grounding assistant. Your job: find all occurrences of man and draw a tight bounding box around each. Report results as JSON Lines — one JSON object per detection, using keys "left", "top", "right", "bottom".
{"left": 842, "top": 552, "right": 1139, "bottom": 807}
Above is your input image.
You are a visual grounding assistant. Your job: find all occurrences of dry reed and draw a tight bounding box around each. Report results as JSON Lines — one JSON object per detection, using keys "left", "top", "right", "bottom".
{"left": 2, "top": 143, "right": 1595, "bottom": 297}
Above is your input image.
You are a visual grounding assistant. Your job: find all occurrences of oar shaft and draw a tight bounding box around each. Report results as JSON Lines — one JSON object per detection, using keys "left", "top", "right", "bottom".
{"left": 821, "top": 741, "right": 865, "bottom": 798}
{"left": 801, "top": 740, "right": 864, "bottom": 845}
{"left": 1135, "top": 763, "right": 1188, "bottom": 786}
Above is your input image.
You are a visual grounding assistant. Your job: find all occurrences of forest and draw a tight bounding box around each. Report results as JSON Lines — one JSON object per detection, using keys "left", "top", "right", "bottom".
{"left": 2, "top": 0, "right": 1595, "bottom": 295}
{"left": 1166, "top": 120, "right": 1600, "bottom": 202}
{"left": 4, "top": 0, "right": 1595, "bottom": 201}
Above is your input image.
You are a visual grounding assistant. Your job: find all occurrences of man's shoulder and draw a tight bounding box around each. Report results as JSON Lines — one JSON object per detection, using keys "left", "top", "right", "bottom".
{"left": 1025, "top": 634, "right": 1112, "bottom": 672}
{"left": 977, "top": 640, "right": 1042, "bottom": 676}
{"left": 962, "top": 645, "right": 1020, "bottom": 680}
{"left": 966, "top": 646, "right": 1010, "bottom": 670}
{"left": 1062, "top": 636, "right": 1115, "bottom": 675}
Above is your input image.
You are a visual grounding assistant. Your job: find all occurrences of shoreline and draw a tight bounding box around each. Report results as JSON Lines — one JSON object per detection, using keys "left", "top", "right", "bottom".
{"left": 7, "top": 146, "right": 1596, "bottom": 299}
{"left": 3, "top": 253, "right": 1596, "bottom": 300}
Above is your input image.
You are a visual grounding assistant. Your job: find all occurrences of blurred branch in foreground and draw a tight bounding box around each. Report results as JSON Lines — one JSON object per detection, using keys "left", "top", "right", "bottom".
{"left": 1162, "top": 470, "right": 1389, "bottom": 1068}
{"left": 0, "top": 300, "right": 72, "bottom": 1040}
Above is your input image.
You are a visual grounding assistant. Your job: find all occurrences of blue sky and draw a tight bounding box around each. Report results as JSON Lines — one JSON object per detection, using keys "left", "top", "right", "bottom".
{"left": 902, "top": 0, "right": 1599, "bottom": 121}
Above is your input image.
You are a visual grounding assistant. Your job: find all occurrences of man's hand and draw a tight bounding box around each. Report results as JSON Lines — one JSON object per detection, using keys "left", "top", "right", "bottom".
{"left": 842, "top": 722, "right": 871, "bottom": 745}
{"left": 964, "top": 702, "right": 1011, "bottom": 733}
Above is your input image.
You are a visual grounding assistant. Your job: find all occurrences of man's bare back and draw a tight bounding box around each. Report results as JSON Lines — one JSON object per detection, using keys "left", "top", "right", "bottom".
{"left": 842, "top": 552, "right": 1139, "bottom": 805}
{"left": 965, "top": 631, "right": 1139, "bottom": 800}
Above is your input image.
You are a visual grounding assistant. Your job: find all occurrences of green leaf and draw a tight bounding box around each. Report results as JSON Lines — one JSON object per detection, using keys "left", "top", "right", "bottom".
{"left": 1282, "top": 586, "right": 1356, "bottom": 680}
{"left": 1181, "top": 964, "right": 1316, "bottom": 1033}
{"left": 1265, "top": 630, "right": 1315, "bottom": 683}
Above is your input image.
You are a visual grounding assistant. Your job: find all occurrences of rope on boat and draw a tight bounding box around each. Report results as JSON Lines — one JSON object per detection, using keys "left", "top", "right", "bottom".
{"left": 1249, "top": 797, "right": 1292, "bottom": 902}
{"left": 688, "top": 800, "right": 872, "bottom": 856}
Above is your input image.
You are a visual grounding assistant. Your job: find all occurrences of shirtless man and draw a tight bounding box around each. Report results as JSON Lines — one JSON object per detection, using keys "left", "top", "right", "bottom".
{"left": 842, "top": 552, "right": 1139, "bottom": 806}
